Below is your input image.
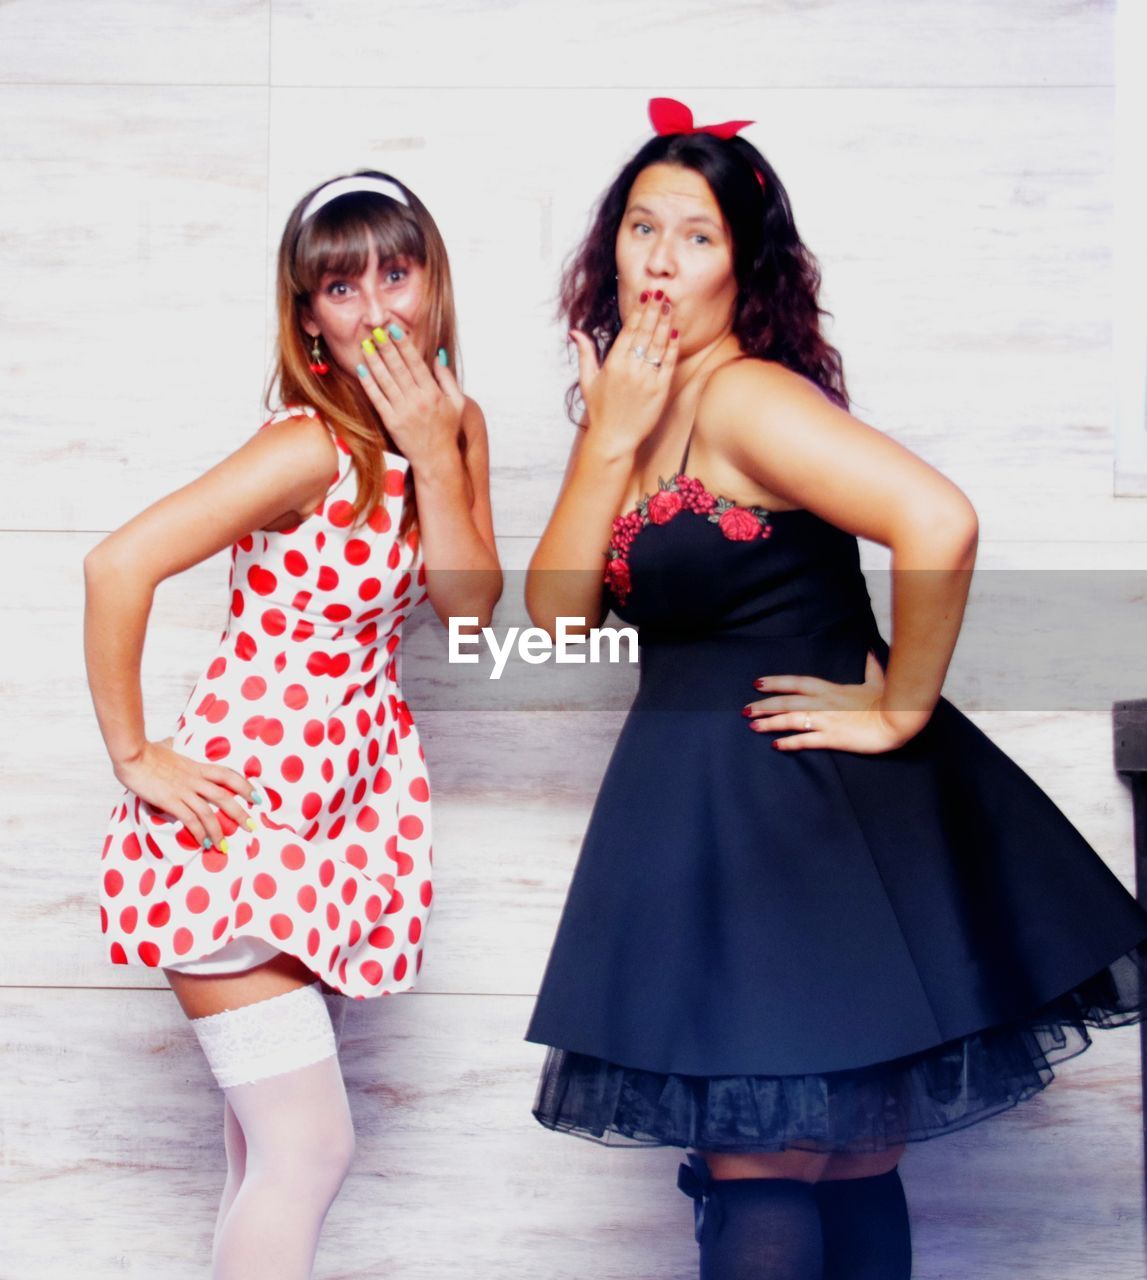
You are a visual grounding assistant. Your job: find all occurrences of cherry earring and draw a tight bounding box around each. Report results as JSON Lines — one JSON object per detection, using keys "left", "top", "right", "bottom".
{"left": 309, "top": 335, "right": 330, "bottom": 376}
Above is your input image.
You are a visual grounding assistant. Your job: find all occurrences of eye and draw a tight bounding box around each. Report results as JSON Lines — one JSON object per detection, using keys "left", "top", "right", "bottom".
{"left": 386, "top": 267, "right": 407, "bottom": 285}
{"left": 324, "top": 280, "right": 352, "bottom": 297}
{"left": 632, "top": 221, "right": 653, "bottom": 236}
{"left": 691, "top": 233, "right": 712, "bottom": 245}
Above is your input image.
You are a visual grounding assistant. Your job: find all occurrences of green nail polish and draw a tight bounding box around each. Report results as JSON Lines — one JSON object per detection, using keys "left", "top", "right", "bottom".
{"left": 437, "top": 347, "right": 448, "bottom": 366}
{"left": 357, "top": 363, "right": 368, "bottom": 377}
{"left": 388, "top": 323, "right": 404, "bottom": 340}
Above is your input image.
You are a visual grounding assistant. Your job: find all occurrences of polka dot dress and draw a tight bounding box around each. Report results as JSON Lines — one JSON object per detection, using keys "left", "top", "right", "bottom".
{"left": 98, "top": 406, "right": 433, "bottom": 999}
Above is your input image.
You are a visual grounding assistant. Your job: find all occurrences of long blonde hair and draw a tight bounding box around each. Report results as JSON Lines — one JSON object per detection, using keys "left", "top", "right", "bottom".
{"left": 266, "top": 169, "right": 462, "bottom": 533}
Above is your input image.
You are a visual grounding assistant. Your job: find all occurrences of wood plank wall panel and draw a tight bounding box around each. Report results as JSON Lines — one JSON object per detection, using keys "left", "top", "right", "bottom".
{"left": 2, "top": 2, "right": 1142, "bottom": 1277}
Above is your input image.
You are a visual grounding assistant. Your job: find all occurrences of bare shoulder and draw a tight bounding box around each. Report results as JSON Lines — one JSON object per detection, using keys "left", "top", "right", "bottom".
{"left": 254, "top": 409, "right": 340, "bottom": 476}
{"left": 697, "top": 357, "right": 832, "bottom": 440}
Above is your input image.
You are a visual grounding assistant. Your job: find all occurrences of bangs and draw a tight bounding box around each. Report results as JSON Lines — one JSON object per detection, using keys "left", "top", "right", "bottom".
{"left": 294, "top": 196, "right": 426, "bottom": 294}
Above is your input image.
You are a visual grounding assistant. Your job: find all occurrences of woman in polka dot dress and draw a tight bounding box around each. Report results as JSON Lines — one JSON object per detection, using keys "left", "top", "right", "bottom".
{"left": 84, "top": 170, "right": 501, "bottom": 1277}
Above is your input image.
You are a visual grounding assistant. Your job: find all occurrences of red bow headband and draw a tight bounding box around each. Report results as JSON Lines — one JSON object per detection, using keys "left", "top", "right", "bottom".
{"left": 648, "top": 97, "right": 765, "bottom": 189}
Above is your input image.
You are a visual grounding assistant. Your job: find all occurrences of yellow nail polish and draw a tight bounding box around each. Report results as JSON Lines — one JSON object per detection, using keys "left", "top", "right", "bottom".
{"left": 245, "top": 818, "right": 257, "bottom": 832}
{"left": 218, "top": 839, "right": 229, "bottom": 854}
{"left": 371, "top": 327, "right": 390, "bottom": 344}
{"left": 361, "top": 338, "right": 376, "bottom": 355}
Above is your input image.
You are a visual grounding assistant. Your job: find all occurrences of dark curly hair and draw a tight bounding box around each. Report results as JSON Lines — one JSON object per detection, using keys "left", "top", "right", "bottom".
{"left": 560, "top": 130, "right": 849, "bottom": 421}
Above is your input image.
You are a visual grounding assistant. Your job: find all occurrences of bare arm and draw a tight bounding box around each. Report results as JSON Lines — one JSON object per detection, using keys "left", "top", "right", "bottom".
{"left": 83, "top": 414, "right": 337, "bottom": 844}
{"left": 413, "top": 396, "right": 503, "bottom": 629}
{"left": 526, "top": 294, "right": 681, "bottom": 637}
{"left": 705, "top": 361, "right": 978, "bottom": 735}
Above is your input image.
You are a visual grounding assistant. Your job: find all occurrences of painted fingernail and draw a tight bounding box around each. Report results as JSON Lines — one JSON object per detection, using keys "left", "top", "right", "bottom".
{"left": 388, "top": 323, "right": 404, "bottom": 340}
{"left": 670, "top": 328, "right": 679, "bottom": 339}
{"left": 661, "top": 302, "right": 670, "bottom": 315}
{"left": 356, "top": 362, "right": 368, "bottom": 378}
{"left": 653, "top": 289, "right": 664, "bottom": 301}
{"left": 437, "top": 347, "right": 448, "bottom": 366}
{"left": 371, "top": 326, "right": 390, "bottom": 344}
{"left": 201, "top": 836, "right": 212, "bottom": 849}
{"left": 250, "top": 790, "right": 263, "bottom": 805}
{"left": 741, "top": 705, "right": 754, "bottom": 717}
{"left": 218, "top": 839, "right": 229, "bottom": 855}
{"left": 361, "top": 338, "right": 376, "bottom": 355}
{"left": 244, "top": 818, "right": 257, "bottom": 832}
{"left": 639, "top": 291, "right": 650, "bottom": 303}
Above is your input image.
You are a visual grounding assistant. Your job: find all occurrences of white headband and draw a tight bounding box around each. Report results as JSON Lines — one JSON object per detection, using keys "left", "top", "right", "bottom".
{"left": 301, "top": 176, "right": 410, "bottom": 223}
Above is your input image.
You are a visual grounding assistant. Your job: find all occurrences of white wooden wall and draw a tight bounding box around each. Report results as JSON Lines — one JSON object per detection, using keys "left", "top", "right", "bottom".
{"left": 2, "top": 2, "right": 1144, "bottom": 1276}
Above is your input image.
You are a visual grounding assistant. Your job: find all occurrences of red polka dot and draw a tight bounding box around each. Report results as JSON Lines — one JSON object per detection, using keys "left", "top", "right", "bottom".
{"left": 348, "top": 920, "right": 362, "bottom": 947}
{"left": 274, "top": 651, "right": 288, "bottom": 672}
{"left": 205, "top": 736, "right": 231, "bottom": 761}
{"left": 384, "top": 889, "right": 405, "bottom": 915}
{"left": 235, "top": 902, "right": 254, "bottom": 927}
{"left": 393, "top": 954, "right": 408, "bottom": 982}
{"left": 212, "top": 915, "right": 230, "bottom": 940}
{"left": 202, "top": 850, "right": 229, "bottom": 874}
{"left": 367, "top": 504, "right": 391, "bottom": 533}
{"left": 241, "top": 676, "right": 267, "bottom": 700}
{"left": 356, "top": 806, "right": 379, "bottom": 832}
{"left": 207, "top": 657, "right": 227, "bottom": 679}
{"left": 147, "top": 902, "right": 171, "bottom": 928}
{"left": 359, "top": 577, "right": 381, "bottom": 601}
{"left": 384, "top": 469, "right": 405, "bottom": 496}
{"left": 329, "top": 815, "right": 346, "bottom": 839}
{"left": 261, "top": 718, "right": 284, "bottom": 746}
{"left": 303, "top": 719, "right": 325, "bottom": 747}
{"left": 365, "top": 894, "right": 383, "bottom": 920}
{"left": 104, "top": 869, "right": 124, "bottom": 898}
{"left": 139, "top": 941, "right": 161, "bottom": 967}
{"left": 307, "top": 651, "right": 350, "bottom": 677}
{"left": 186, "top": 886, "right": 210, "bottom": 914}
{"left": 341, "top": 878, "right": 358, "bottom": 904}
{"left": 361, "top": 960, "right": 383, "bottom": 985}
{"left": 317, "top": 566, "right": 340, "bottom": 591}
{"left": 261, "top": 608, "right": 286, "bottom": 636}
{"left": 352, "top": 778, "right": 367, "bottom": 804}
{"left": 302, "top": 792, "right": 323, "bottom": 819}
{"left": 205, "top": 698, "right": 229, "bottom": 723}
{"left": 409, "top": 777, "right": 430, "bottom": 802}
{"left": 298, "top": 885, "right": 317, "bottom": 912}
{"left": 254, "top": 873, "right": 277, "bottom": 899}
{"left": 122, "top": 832, "right": 142, "bottom": 861}
{"left": 248, "top": 566, "right": 277, "bottom": 596}
{"left": 119, "top": 905, "right": 138, "bottom": 933}
{"left": 292, "top": 590, "right": 312, "bottom": 611}
{"left": 110, "top": 942, "right": 128, "bottom": 964}
{"left": 399, "top": 815, "right": 424, "bottom": 839}
{"left": 284, "top": 550, "right": 309, "bottom": 576}
{"left": 327, "top": 903, "right": 341, "bottom": 929}
{"left": 409, "top": 917, "right": 422, "bottom": 943}
{"left": 232, "top": 589, "right": 245, "bottom": 616}
{"left": 420, "top": 881, "right": 433, "bottom": 907}
{"left": 327, "top": 717, "right": 346, "bottom": 745}
{"left": 173, "top": 928, "right": 194, "bottom": 955}
{"left": 281, "top": 755, "right": 304, "bottom": 783}
{"left": 328, "top": 786, "right": 346, "bottom": 813}
{"left": 235, "top": 631, "right": 258, "bottom": 660}
{"left": 388, "top": 542, "right": 401, "bottom": 570}
{"left": 139, "top": 868, "right": 156, "bottom": 895}
{"left": 292, "top": 619, "right": 315, "bottom": 642}
{"left": 319, "top": 859, "right": 335, "bottom": 888}
{"left": 284, "top": 684, "right": 308, "bottom": 710}
{"left": 307, "top": 928, "right": 320, "bottom": 956}
{"left": 373, "top": 768, "right": 392, "bottom": 794}
{"left": 244, "top": 754, "right": 263, "bottom": 777}
{"left": 271, "top": 914, "right": 294, "bottom": 940}
{"left": 321, "top": 758, "right": 335, "bottom": 783}
{"left": 345, "top": 539, "right": 370, "bottom": 566}
{"left": 345, "top": 844, "right": 368, "bottom": 870}
{"left": 369, "top": 925, "right": 394, "bottom": 948}
{"left": 328, "top": 499, "right": 354, "bottom": 527}
{"left": 323, "top": 603, "right": 352, "bottom": 623}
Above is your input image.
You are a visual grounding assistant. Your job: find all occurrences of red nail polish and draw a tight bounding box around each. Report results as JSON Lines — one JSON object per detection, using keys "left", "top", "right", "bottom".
{"left": 653, "top": 289, "right": 664, "bottom": 301}
{"left": 742, "top": 706, "right": 753, "bottom": 717}
{"left": 639, "top": 290, "right": 650, "bottom": 303}
{"left": 670, "top": 328, "right": 679, "bottom": 339}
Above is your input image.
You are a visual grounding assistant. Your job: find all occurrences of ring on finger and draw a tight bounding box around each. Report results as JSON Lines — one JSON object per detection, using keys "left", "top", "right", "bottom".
{"left": 802, "top": 715, "right": 813, "bottom": 731}
{"left": 643, "top": 355, "right": 663, "bottom": 368}
{"left": 632, "top": 344, "right": 647, "bottom": 359}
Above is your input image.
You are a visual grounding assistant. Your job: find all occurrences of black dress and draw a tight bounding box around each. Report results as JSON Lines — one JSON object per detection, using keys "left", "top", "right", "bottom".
{"left": 524, "top": 435, "right": 1147, "bottom": 1154}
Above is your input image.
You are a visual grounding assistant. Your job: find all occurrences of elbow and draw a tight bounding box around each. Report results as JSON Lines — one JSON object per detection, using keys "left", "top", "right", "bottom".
{"left": 900, "top": 494, "right": 978, "bottom": 565}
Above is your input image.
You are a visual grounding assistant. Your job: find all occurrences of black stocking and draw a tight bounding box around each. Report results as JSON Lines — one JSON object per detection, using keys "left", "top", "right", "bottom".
{"left": 813, "top": 1168, "right": 912, "bottom": 1280}
{"left": 679, "top": 1155, "right": 824, "bottom": 1280}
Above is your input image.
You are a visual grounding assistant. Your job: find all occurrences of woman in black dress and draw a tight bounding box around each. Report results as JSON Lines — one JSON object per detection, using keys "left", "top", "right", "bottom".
{"left": 523, "top": 97, "right": 1147, "bottom": 1279}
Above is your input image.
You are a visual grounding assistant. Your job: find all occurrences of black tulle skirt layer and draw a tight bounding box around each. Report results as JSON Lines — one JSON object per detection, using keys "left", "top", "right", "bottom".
{"left": 533, "top": 945, "right": 1147, "bottom": 1154}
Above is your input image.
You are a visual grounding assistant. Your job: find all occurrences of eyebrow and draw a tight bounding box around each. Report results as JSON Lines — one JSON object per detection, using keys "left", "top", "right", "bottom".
{"left": 627, "top": 204, "right": 722, "bottom": 230}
